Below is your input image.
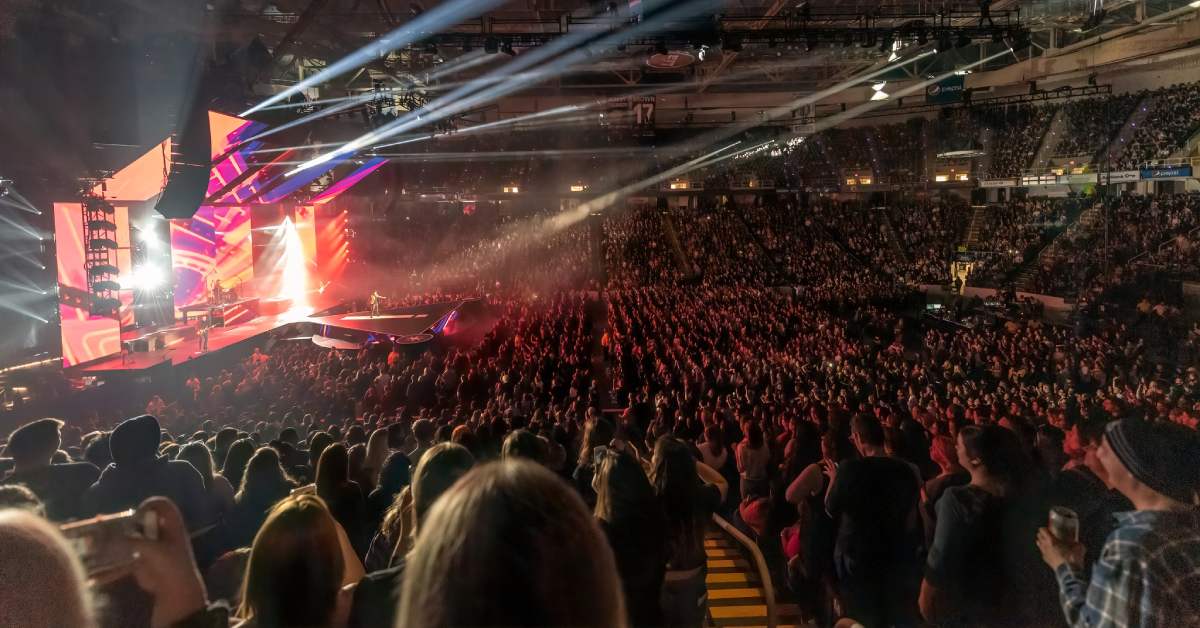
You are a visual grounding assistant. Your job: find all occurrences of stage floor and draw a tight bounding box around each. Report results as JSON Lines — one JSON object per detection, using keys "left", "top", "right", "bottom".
{"left": 77, "top": 300, "right": 466, "bottom": 375}
{"left": 78, "top": 313, "right": 297, "bottom": 375}
{"left": 308, "top": 301, "right": 463, "bottom": 337}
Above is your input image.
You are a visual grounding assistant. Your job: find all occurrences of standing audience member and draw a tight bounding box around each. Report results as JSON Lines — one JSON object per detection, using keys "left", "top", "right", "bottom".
{"left": 920, "top": 425, "right": 1053, "bottom": 626}
{"left": 594, "top": 446, "right": 669, "bottom": 627}
{"left": 1, "top": 418, "right": 99, "bottom": 521}
{"left": 227, "top": 448, "right": 296, "bottom": 548}
{"left": 351, "top": 443, "right": 476, "bottom": 628}
{"left": 0, "top": 509, "right": 95, "bottom": 628}
{"left": 1037, "top": 419, "right": 1200, "bottom": 627}
{"left": 315, "top": 443, "right": 370, "bottom": 558}
{"left": 652, "top": 436, "right": 729, "bottom": 627}
{"left": 397, "top": 460, "right": 627, "bottom": 628}
{"left": 238, "top": 494, "right": 359, "bottom": 628}
{"left": 81, "top": 415, "right": 210, "bottom": 529}
{"left": 826, "top": 414, "right": 922, "bottom": 628}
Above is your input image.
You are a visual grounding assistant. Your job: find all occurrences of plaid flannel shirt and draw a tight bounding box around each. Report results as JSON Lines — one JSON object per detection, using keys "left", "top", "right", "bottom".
{"left": 1054, "top": 509, "right": 1200, "bottom": 628}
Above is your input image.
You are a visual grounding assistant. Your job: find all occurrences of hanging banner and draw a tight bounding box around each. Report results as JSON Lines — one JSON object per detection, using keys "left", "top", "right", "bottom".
{"left": 1140, "top": 165, "right": 1193, "bottom": 179}
{"left": 1099, "top": 170, "right": 1140, "bottom": 184}
{"left": 926, "top": 75, "right": 965, "bottom": 104}
{"left": 979, "top": 178, "right": 1018, "bottom": 188}
{"left": 1058, "top": 173, "right": 1098, "bottom": 184}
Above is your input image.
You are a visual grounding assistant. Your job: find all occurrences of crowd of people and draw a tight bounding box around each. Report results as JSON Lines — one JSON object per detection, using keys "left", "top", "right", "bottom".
{"left": 5, "top": 146, "right": 1200, "bottom": 628}
{"left": 1113, "top": 83, "right": 1200, "bottom": 169}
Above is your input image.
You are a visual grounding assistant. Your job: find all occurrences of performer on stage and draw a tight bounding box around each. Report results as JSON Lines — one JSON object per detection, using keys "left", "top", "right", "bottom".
{"left": 370, "top": 290, "right": 385, "bottom": 317}
{"left": 198, "top": 317, "right": 210, "bottom": 353}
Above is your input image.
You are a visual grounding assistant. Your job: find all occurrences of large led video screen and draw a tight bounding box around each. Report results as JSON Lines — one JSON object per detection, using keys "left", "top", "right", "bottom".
{"left": 171, "top": 205, "right": 254, "bottom": 315}
{"left": 54, "top": 203, "right": 122, "bottom": 367}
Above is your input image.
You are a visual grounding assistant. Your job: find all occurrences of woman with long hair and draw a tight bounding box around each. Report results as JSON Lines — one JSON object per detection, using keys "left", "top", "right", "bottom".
{"left": 919, "top": 424, "right": 1051, "bottom": 627}
{"left": 573, "top": 415, "right": 616, "bottom": 508}
{"left": 594, "top": 447, "right": 668, "bottom": 627}
{"left": 227, "top": 448, "right": 296, "bottom": 548}
{"left": 315, "top": 443, "right": 369, "bottom": 557}
{"left": 651, "top": 436, "right": 728, "bottom": 627}
{"left": 784, "top": 431, "right": 850, "bottom": 624}
{"left": 736, "top": 420, "right": 770, "bottom": 500}
{"left": 397, "top": 460, "right": 626, "bottom": 628}
{"left": 177, "top": 441, "right": 235, "bottom": 517}
{"left": 362, "top": 428, "right": 391, "bottom": 491}
{"left": 221, "top": 438, "right": 256, "bottom": 494}
{"left": 238, "top": 494, "right": 349, "bottom": 628}
{"left": 366, "top": 451, "right": 410, "bottom": 529}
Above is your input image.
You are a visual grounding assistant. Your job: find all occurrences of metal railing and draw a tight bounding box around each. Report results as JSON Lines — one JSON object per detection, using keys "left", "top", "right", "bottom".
{"left": 711, "top": 513, "right": 777, "bottom": 628}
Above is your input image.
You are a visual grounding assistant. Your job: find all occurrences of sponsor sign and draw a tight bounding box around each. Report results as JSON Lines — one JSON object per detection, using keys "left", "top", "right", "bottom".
{"left": 1140, "top": 165, "right": 1192, "bottom": 179}
{"left": 979, "top": 179, "right": 1017, "bottom": 188}
{"left": 926, "top": 75, "right": 965, "bottom": 104}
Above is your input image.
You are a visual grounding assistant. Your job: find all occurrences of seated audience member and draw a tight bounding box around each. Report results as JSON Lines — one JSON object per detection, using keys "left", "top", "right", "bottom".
{"left": 316, "top": 443, "right": 369, "bottom": 557}
{"left": 826, "top": 414, "right": 923, "bottom": 628}
{"left": 920, "top": 425, "right": 1055, "bottom": 627}
{"left": 352, "top": 443, "right": 475, "bottom": 628}
{"left": 502, "top": 428, "right": 545, "bottom": 463}
{"left": 1, "top": 418, "right": 99, "bottom": 521}
{"left": 652, "top": 436, "right": 728, "bottom": 627}
{"left": 81, "top": 415, "right": 210, "bottom": 528}
{"left": 361, "top": 429, "right": 391, "bottom": 493}
{"left": 239, "top": 494, "right": 360, "bottom": 628}
{"left": 1037, "top": 419, "right": 1200, "bottom": 627}
{"left": 220, "top": 439, "right": 256, "bottom": 496}
{"left": 177, "top": 441, "right": 236, "bottom": 519}
{"left": 396, "top": 459, "right": 627, "bottom": 628}
{"left": 227, "top": 448, "right": 296, "bottom": 548}
{"left": 593, "top": 446, "right": 668, "bottom": 627}
{"left": 365, "top": 451, "right": 410, "bottom": 527}
{"left": 0, "top": 508, "right": 95, "bottom": 628}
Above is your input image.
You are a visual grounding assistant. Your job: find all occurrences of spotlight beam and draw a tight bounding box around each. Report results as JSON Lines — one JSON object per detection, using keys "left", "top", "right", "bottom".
{"left": 286, "top": 0, "right": 712, "bottom": 175}
{"left": 242, "top": 0, "right": 508, "bottom": 116}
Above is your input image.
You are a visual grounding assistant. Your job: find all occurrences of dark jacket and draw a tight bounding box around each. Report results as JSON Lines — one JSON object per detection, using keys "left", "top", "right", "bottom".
{"left": 82, "top": 456, "right": 212, "bottom": 529}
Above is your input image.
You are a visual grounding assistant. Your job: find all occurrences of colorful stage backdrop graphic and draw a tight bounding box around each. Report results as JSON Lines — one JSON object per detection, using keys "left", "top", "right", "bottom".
{"left": 54, "top": 203, "right": 122, "bottom": 367}
{"left": 54, "top": 110, "right": 372, "bottom": 366}
{"left": 171, "top": 205, "right": 254, "bottom": 316}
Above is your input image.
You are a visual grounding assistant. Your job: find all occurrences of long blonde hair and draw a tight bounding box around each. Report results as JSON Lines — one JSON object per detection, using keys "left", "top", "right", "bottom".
{"left": 398, "top": 460, "right": 627, "bottom": 628}
{"left": 238, "top": 494, "right": 344, "bottom": 628}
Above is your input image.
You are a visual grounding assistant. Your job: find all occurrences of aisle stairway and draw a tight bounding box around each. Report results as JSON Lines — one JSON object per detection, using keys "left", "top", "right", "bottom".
{"left": 660, "top": 210, "right": 698, "bottom": 281}
{"left": 880, "top": 213, "right": 909, "bottom": 265}
{"left": 1029, "top": 106, "right": 1069, "bottom": 174}
{"left": 963, "top": 206, "right": 988, "bottom": 249}
{"left": 1106, "top": 95, "right": 1154, "bottom": 165}
{"left": 1014, "top": 203, "right": 1101, "bottom": 291}
{"left": 704, "top": 527, "right": 806, "bottom": 628}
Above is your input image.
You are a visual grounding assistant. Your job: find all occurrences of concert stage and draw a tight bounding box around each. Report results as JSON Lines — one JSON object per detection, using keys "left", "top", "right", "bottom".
{"left": 75, "top": 299, "right": 471, "bottom": 376}
{"left": 310, "top": 301, "right": 463, "bottom": 342}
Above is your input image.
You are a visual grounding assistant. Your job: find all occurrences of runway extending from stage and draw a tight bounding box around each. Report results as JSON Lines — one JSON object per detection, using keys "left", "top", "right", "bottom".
{"left": 75, "top": 299, "right": 468, "bottom": 376}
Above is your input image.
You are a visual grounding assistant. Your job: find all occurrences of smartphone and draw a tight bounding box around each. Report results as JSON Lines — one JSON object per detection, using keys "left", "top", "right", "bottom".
{"left": 60, "top": 509, "right": 159, "bottom": 576}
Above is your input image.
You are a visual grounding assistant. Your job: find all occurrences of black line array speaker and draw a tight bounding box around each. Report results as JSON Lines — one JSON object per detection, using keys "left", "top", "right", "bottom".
{"left": 155, "top": 85, "right": 212, "bottom": 219}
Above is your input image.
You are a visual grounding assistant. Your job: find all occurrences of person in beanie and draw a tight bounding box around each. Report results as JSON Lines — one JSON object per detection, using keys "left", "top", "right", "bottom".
{"left": 81, "top": 415, "right": 211, "bottom": 529}
{"left": 1036, "top": 419, "right": 1200, "bottom": 627}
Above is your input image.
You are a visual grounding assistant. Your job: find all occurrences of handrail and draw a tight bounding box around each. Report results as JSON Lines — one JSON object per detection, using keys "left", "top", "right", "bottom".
{"left": 711, "top": 513, "right": 777, "bottom": 628}
{"left": 1129, "top": 223, "right": 1200, "bottom": 265}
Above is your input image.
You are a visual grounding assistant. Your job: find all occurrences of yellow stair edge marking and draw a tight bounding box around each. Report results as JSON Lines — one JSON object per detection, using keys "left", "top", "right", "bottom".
{"left": 709, "top": 604, "right": 769, "bottom": 619}
{"left": 708, "top": 587, "right": 764, "bottom": 600}
{"left": 706, "top": 572, "right": 749, "bottom": 584}
{"left": 708, "top": 558, "right": 751, "bottom": 569}
{"left": 705, "top": 548, "right": 737, "bottom": 558}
